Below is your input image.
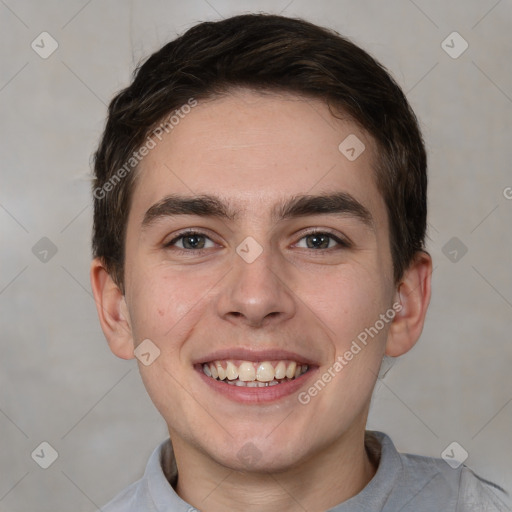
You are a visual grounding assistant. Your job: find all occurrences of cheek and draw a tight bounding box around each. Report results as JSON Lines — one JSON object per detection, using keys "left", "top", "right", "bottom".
{"left": 316, "top": 277, "right": 390, "bottom": 411}
{"left": 319, "top": 267, "right": 388, "bottom": 343}
{"left": 127, "top": 267, "right": 206, "bottom": 345}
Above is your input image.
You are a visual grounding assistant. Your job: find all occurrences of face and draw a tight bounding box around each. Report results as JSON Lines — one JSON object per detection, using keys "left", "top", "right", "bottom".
{"left": 118, "top": 90, "right": 399, "bottom": 471}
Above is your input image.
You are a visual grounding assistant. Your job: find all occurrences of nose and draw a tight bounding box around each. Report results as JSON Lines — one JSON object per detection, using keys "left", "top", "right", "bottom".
{"left": 215, "top": 242, "right": 296, "bottom": 328}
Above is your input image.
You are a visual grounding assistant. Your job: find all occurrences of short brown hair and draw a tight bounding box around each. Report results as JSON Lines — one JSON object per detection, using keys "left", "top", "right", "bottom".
{"left": 92, "top": 13, "right": 427, "bottom": 292}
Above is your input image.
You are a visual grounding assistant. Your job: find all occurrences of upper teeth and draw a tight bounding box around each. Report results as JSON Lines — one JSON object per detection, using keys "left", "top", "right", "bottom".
{"left": 202, "top": 360, "right": 308, "bottom": 383}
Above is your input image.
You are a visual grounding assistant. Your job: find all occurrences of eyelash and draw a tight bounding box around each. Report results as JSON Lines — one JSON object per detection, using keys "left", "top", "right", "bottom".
{"left": 164, "top": 229, "right": 351, "bottom": 254}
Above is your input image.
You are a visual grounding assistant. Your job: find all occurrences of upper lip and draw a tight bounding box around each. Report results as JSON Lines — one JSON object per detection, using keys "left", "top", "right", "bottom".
{"left": 193, "top": 347, "right": 318, "bottom": 366}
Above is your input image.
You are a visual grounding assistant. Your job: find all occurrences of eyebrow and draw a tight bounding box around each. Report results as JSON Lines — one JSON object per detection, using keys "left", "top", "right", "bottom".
{"left": 141, "top": 192, "right": 374, "bottom": 230}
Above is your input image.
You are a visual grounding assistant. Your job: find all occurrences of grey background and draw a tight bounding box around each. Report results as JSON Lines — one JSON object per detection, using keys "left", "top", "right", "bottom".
{"left": 1, "top": 0, "right": 511, "bottom": 510}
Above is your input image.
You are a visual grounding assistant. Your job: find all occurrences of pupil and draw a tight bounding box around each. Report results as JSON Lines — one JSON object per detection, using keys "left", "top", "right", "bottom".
{"left": 308, "top": 234, "right": 328, "bottom": 249}
{"left": 185, "top": 235, "right": 204, "bottom": 249}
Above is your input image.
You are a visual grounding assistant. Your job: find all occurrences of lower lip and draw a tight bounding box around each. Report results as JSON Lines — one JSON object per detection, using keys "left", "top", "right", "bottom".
{"left": 195, "top": 365, "right": 317, "bottom": 404}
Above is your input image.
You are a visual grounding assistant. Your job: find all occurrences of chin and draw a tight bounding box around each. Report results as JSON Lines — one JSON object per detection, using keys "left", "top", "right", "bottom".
{"left": 206, "top": 435, "right": 309, "bottom": 474}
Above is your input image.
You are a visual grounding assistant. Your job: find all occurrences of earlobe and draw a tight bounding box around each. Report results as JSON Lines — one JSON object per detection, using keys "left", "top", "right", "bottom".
{"left": 90, "top": 258, "right": 135, "bottom": 360}
{"left": 385, "top": 251, "right": 432, "bottom": 357}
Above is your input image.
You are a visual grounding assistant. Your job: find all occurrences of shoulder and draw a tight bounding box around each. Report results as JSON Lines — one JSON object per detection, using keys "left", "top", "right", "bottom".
{"left": 401, "top": 451, "right": 508, "bottom": 508}
{"left": 457, "top": 466, "right": 511, "bottom": 511}
{"left": 101, "top": 439, "right": 177, "bottom": 512}
{"left": 369, "top": 432, "right": 510, "bottom": 511}
{"left": 102, "top": 477, "right": 155, "bottom": 512}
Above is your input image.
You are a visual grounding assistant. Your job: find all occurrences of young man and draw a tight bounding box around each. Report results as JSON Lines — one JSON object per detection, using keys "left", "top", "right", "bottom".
{"left": 90, "top": 13, "right": 510, "bottom": 512}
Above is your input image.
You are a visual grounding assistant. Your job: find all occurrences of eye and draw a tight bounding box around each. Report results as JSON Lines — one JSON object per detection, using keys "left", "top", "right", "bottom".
{"left": 165, "top": 231, "right": 215, "bottom": 251}
{"left": 295, "top": 230, "right": 350, "bottom": 250}
{"left": 163, "top": 229, "right": 350, "bottom": 253}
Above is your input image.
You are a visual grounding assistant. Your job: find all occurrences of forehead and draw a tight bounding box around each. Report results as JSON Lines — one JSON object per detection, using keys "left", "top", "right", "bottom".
{"left": 129, "top": 90, "right": 385, "bottom": 226}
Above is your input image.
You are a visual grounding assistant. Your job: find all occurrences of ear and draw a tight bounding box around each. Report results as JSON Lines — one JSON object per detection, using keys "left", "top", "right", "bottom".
{"left": 385, "top": 251, "right": 432, "bottom": 357}
{"left": 90, "top": 258, "right": 135, "bottom": 360}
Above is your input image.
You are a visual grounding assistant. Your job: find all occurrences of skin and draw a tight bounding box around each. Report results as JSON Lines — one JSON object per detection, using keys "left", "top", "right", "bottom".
{"left": 91, "top": 89, "right": 432, "bottom": 512}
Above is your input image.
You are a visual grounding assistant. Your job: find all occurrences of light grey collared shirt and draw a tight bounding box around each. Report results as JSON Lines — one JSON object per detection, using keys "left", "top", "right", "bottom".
{"left": 102, "top": 431, "right": 510, "bottom": 511}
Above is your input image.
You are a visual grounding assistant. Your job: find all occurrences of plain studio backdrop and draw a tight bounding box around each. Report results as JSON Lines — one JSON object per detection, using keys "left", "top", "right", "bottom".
{"left": 1, "top": 1, "right": 511, "bottom": 510}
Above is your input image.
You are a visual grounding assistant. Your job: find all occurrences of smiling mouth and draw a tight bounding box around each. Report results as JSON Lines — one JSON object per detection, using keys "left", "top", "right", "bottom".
{"left": 200, "top": 359, "right": 309, "bottom": 387}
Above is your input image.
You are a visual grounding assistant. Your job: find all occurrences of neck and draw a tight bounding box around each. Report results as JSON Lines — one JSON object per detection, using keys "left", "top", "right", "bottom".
{"left": 171, "top": 426, "right": 377, "bottom": 512}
